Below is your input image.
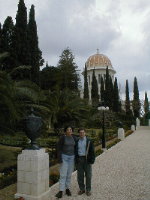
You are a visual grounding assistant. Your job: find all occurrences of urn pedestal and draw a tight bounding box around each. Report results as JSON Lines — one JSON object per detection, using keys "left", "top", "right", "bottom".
{"left": 15, "top": 149, "right": 50, "bottom": 200}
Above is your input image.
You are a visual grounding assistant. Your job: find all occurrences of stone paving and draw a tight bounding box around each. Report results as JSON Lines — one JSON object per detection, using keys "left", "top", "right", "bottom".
{"left": 50, "top": 127, "right": 150, "bottom": 200}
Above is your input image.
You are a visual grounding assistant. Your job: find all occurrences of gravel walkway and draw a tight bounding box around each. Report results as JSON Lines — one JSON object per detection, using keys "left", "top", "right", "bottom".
{"left": 50, "top": 127, "right": 150, "bottom": 200}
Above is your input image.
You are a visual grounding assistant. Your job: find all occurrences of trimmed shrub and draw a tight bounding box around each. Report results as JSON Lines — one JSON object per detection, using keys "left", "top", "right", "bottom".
{"left": 107, "top": 139, "right": 121, "bottom": 149}
{"left": 0, "top": 135, "right": 28, "bottom": 147}
{"left": 95, "top": 148, "right": 103, "bottom": 157}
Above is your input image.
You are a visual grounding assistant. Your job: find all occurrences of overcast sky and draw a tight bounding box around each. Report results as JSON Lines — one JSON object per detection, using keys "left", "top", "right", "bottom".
{"left": 0, "top": 0, "right": 150, "bottom": 100}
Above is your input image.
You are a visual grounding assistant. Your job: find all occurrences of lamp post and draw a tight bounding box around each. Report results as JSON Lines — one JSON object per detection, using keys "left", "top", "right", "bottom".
{"left": 98, "top": 105, "right": 109, "bottom": 149}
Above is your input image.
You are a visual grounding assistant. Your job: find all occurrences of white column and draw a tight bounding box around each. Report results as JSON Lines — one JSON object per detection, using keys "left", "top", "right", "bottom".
{"left": 15, "top": 149, "right": 50, "bottom": 200}
{"left": 118, "top": 128, "right": 125, "bottom": 140}
{"left": 136, "top": 118, "right": 140, "bottom": 129}
{"left": 148, "top": 119, "right": 150, "bottom": 126}
{"left": 131, "top": 125, "right": 135, "bottom": 131}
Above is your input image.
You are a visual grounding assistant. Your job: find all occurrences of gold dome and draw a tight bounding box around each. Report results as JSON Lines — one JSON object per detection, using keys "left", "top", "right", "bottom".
{"left": 86, "top": 52, "right": 113, "bottom": 68}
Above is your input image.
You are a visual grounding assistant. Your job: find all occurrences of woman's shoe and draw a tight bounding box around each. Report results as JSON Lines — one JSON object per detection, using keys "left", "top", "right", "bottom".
{"left": 55, "top": 191, "right": 63, "bottom": 198}
{"left": 66, "top": 188, "right": 72, "bottom": 196}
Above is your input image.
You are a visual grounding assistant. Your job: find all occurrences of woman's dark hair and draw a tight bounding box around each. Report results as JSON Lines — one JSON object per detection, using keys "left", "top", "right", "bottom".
{"left": 64, "top": 126, "right": 74, "bottom": 132}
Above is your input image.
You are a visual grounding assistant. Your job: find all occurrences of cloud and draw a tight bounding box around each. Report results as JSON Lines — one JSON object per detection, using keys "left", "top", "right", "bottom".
{"left": 129, "top": 0, "right": 150, "bottom": 13}
{"left": 37, "top": 0, "right": 120, "bottom": 63}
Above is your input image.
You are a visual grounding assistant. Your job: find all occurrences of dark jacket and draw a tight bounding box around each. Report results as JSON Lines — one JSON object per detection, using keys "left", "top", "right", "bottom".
{"left": 57, "top": 134, "right": 78, "bottom": 163}
{"left": 75, "top": 137, "right": 95, "bottom": 164}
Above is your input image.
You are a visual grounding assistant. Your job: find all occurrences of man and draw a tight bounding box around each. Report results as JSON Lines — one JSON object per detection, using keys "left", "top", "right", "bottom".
{"left": 75, "top": 128, "right": 95, "bottom": 196}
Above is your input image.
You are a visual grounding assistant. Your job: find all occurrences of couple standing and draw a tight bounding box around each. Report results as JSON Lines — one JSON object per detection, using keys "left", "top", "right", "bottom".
{"left": 55, "top": 126, "right": 95, "bottom": 198}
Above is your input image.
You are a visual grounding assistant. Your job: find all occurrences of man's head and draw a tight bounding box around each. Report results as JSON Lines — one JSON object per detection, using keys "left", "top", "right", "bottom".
{"left": 78, "top": 128, "right": 86, "bottom": 138}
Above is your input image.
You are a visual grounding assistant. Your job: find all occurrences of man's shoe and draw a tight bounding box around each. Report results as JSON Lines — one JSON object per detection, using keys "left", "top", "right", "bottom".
{"left": 66, "top": 189, "right": 71, "bottom": 196}
{"left": 55, "top": 191, "right": 63, "bottom": 198}
{"left": 78, "top": 190, "right": 85, "bottom": 195}
{"left": 86, "top": 191, "right": 91, "bottom": 196}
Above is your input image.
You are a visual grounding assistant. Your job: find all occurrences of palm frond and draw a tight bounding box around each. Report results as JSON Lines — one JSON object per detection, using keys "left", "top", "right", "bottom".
{"left": 9, "top": 65, "right": 32, "bottom": 76}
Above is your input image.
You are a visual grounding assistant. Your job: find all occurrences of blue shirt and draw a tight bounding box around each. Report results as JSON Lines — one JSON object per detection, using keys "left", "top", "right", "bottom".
{"left": 78, "top": 136, "right": 86, "bottom": 156}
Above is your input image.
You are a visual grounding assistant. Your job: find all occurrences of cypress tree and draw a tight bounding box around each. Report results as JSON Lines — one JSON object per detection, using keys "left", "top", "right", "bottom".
{"left": 91, "top": 69, "right": 99, "bottom": 106}
{"left": 125, "top": 79, "right": 134, "bottom": 122}
{"left": 14, "top": 0, "right": 29, "bottom": 66}
{"left": 0, "top": 23, "right": 3, "bottom": 70}
{"left": 27, "top": 5, "right": 43, "bottom": 84}
{"left": 144, "top": 92, "right": 149, "bottom": 114}
{"left": 104, "top": 66, "right": 111, "bottom": 107}
{"left": 109, "top": 76, "right": 114, "bottom": 109}
{"left": 125, "top": 80, "right": 131, "bottom": 114}
{"left": 83, "top": 64, "right": 89, "bottom": 99}
{"left": 1, "top": 16, "right": 15, "bottom": 72}
{"left": 58, "top": 47, "right": 80, "bottom": 92}
{"left": 113, "top": 77, "right": 120, "bottom": 112}
{"left": 1, "top": 17, "right": 14, "bottom": 52}
{"left": 132, "top": 77, "right": 140, "bottom": 118}
{"left": 0, "top": 23, "right": 2, "bottom": 53}
{"left": 100, "top": 76, "right": 105, "bottom": 102}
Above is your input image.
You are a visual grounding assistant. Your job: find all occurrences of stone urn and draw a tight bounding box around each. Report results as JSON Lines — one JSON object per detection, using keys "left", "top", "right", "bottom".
{"left": 24, "top": 109, "right": 42, "bottom": 150}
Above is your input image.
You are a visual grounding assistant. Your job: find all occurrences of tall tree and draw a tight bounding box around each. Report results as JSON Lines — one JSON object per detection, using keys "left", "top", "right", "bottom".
{"left": 144, "top": 92, "right": 149, "bottom": 114}
{"left": 91, "top": 69, "right": 99, "bottom": 106}
{"left": 109, "top": 76, "right": 114, "bottom": 109}
{"left": 113, "top": 77, "right": 120, "bottom": 112}
{"left": 58, "top": 47, "right": 80, "bottom": 92}
{"left": 0, "top": 23, "right": 2, "bottom": 53}
{"left": 132, "top": 77, "right": 140, "bottom": 118}
{"left": 1, "top": 17, "right": 14, "bottom": 52}
{"left": 125, "top": 80, "right": 131, "bottom": 114}
{"left": 14, "top": 0, "right": 29, "bottom": 66}
{"left": 40, "top": 64, "right": 60, "bottom": 91}
{"left": 83, "top": 64, "right": 89, "bottom": 99}
{"left": 104, "top": 66, "right": 111, "bottom": 107}
{"left": 27, "top": 5, "right": 43, "bottom": 84}
{"left": 1, "top": 16, "right": 15, "bottom": 72}
{"left": 100, "top": 76, "right": 105, "bottom": 102}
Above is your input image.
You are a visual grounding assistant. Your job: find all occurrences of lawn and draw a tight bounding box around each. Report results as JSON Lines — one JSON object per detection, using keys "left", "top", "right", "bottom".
{"left": 0, "top": 183, "right": 16, "bottom": 200}
{"left": 0, "top": 145, "right": 21, "bottom": 172}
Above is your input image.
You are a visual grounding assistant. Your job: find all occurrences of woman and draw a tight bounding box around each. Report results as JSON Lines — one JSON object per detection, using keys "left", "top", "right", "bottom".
{"left": 55, "top": 126, "right": 77, "bottom": 198}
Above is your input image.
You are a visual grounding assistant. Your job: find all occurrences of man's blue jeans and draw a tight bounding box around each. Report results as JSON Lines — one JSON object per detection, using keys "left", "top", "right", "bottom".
{"left": 59, "top": 154, "right": 75, "bottom": 191}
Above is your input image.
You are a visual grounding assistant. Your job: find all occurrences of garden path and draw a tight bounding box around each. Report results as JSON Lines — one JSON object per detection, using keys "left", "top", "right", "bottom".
{"left": 50, "top": 126, "right": 150, "bottom": 200}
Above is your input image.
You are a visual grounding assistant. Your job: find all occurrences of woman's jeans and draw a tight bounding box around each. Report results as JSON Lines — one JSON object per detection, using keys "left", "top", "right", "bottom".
{"left": 59, "top": 154, "right": 75, "bottom": 191}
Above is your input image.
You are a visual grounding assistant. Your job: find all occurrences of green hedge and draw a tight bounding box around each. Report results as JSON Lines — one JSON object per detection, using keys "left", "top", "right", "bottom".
{"left": 125, "top": 130, "right": 133, "bottom": 137}
{"left": 95, "top": 148, "right": 103, "bottom": 157}
{"left": 107, "top": 139, "right": 121, "bottom": 149}
{"left": 0, "top": 135, "right": 58, "bottom": 148}
{"left": 0, "top": 135, "right": 28, "bottom": 147}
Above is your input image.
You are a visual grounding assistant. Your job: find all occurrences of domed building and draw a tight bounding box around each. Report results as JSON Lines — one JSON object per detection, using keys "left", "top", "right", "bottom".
{"left": 85, "top": 50, "right": 116, "bottom": 100}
